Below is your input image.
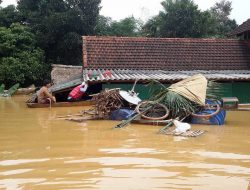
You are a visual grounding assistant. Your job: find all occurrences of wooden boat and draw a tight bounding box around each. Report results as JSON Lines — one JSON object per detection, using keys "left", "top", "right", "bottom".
{"left": 26, "top": 100, "right": 94, "bottom": 108}
{"left": 15, "top": 86, "right": 35, "bottom": 95}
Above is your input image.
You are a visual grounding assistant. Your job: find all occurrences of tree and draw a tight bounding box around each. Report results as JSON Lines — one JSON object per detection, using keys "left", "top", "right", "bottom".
{"left": 142, "top": 0, "right": 219, "bottom": 38}
{"left": 159, "top": 0, "right": 213, "bottom": 37}
{"left": 0, "top": 5, "right": 22, "bottom": 27}
{"left": 17, "top": 0, "right": 101, "bottom": 65}
{"left": 142, "top": 16, "right": 162, "bottom": 37}
{"left": 209, "top": 0, "right": 237, "bottom": 37}
{"left": 109, "top": 16, "right": 142, "bottom": 37}
{"left": 0, "top": 23, "right": 49, "bottom": 87}
{"left": 95, "top": 16, "right": 143, "bottom": 37}
{"left": 95, "top": 15, "right": 113, "bottom": 36}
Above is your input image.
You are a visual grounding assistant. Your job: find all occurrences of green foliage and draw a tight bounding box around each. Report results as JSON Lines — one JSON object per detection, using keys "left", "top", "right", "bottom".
{"left": 209, "top": 0, "right": 237, "bottom": 37}
{"left": 142, "top": 0, "right": 236, "bottom": 38}
{"left": 159, "top": 0, "right": 210, "bottom": 37}
{"left": 210, "top": 0, "right": 232, "bottom": 23}
{"left": 0, "top": 5, "right": 22, "bottom": 27}
{"left": 17, "top": 0, "right": 101, "bottom": 65}
{"left": 148, "top": 81, "right": 199, "bottom": 118}
{"left": 95, "top": 16, "right": 143, "bottom": 37}
{"left": 142, "top": 16, "right": 162, "bottom": 37}
{"left": 161, "top": 91, "right": 198, "bottom": 118}
{"left": 6, "top": 83, "right": 19, "bottom": 95}
{"left": 95, "top": 15, "right": 113, "bottom": 36}
{"left": 0, "top": 84, "right": 4, "bottom": 93}
{"left": 110, "top": 17, "right": 143, "bottom": 37}
{"left": 0, "top": 23, "right": 49, "bottom": 87}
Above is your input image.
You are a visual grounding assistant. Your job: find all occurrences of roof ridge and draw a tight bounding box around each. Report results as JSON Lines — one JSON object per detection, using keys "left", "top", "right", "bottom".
{"left": 83, "top": 35, "right": 248, "bottom": 42}
{"left": 230, "top": 18, "right": 250, "bottom": 36}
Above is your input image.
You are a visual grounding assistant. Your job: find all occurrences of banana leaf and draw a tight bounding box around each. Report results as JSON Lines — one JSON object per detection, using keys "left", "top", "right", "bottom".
{"left": 6, "top": 83, "right": 20, "bottom": 96}
{"left": 0, "top": 84, "right": 5, "bottom": 93}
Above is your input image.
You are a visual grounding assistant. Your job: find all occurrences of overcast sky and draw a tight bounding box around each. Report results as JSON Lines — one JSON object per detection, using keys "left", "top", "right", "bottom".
{"left": 1, "top": 0, "right": 249, "bottom": 24}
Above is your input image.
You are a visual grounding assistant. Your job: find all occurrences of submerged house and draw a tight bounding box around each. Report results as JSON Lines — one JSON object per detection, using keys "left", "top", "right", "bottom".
{"left": 230, "top": 19, "right": 250, "bottom": 40}
{"left": 52, "top": 20, "right": 250, "bottom": 103}
{"left": 78, "top": 36, "right": 250, "bottom": 102}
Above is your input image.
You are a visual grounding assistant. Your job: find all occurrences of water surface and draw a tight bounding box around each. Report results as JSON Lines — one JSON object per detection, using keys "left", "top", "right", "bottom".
{"left": 0, "top": 96, "right": 250, "bottom": 190}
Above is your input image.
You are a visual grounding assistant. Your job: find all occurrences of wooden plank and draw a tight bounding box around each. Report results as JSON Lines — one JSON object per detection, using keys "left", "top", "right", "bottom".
{"left": 131, "top": 119, "right": 171, "bottom": 126}
{"left": 26, "top": 100, "right": 94, "bottom": 108}
{"left": 238, "top": 103, "right": 250, "bottom": 108}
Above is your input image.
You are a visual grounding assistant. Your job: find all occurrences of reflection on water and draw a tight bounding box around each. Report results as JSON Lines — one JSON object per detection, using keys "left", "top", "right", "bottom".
{"left": 0, "top": 96, "right": 250, "bottom": 190}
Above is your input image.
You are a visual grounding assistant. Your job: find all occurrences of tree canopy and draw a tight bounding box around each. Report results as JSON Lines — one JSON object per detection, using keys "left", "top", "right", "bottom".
{"left": 0, "top": 23, "right": 48, "bottom": 87}
{"left": 142, "top": 0, "right": 236, "bottom": 38}
{"left": 17, "top": 0, "right": 101, "bottom": 65}
{"left": 209, "top": 0, "right": 237, "bottom": 37}
{"left": 0, "top": 5, "right": 22, "bottom": 28}
{"left": 95, "top": 16, "right": 142, "bottom": 37}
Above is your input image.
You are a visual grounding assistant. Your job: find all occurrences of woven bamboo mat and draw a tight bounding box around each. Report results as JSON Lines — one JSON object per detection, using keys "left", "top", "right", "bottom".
{"left": 163, "top": 128, "right": 206, "bottom": 137}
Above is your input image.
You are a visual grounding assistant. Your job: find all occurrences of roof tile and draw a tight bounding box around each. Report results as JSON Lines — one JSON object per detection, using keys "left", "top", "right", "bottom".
{"left": 82, "top": 36, "right": 250, "bottom": 70}
{"left": 230, "top": 19, "right": 250, "bottom": 36}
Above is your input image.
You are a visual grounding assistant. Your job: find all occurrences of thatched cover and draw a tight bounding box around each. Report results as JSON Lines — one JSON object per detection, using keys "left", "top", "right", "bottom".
{"left": 168, "top": 74, "right": 207, "bottom": 105}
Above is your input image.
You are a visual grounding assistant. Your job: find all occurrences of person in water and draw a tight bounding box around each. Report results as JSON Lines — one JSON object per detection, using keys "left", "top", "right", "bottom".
{"left": 37, "top": 79, "right": 56, "bottom": 104}
{"left": 67, "top": 81, "right": 88, "bottom": 101}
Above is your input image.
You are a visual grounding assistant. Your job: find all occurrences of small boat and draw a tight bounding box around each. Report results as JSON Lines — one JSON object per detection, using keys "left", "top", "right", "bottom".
{"left": 15, "top": 85, "right": 36, "bottom": 95}
{"left": 26, "top": 100, "right": 94, "bottom": 108}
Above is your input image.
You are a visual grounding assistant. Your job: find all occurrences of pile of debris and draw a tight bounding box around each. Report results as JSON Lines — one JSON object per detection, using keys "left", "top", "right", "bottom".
{"left": 64, "top": 74, "right": 225, "bottom": 137}
{"left": 91, "top": 88, "right": 125, "bottom": 119}
{"left": 64, "top": 87, "right": 140, "bottom": 122}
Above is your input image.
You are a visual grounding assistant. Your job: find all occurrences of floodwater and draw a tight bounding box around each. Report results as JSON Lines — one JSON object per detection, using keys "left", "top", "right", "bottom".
{"left": 0, "top": 96, "right": 250, "bottom": 190}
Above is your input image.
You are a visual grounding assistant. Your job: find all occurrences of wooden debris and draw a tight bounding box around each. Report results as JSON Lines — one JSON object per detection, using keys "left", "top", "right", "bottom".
{"left": 131, "top": 119, "right": 171, "bottom": 126}
{"left": 57, "top": 113, "right": 83, "bottom": 118}
{"left": 92, "top": 88, "right": 125, "bottom": 119}
{"left": 65, "top": 89, "right": 127, "bottom": 122}
{"left": 66, "top": 115, "right": 99, "bottom": 122}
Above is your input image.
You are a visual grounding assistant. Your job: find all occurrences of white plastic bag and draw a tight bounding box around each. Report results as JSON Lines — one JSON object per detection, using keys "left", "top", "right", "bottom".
{"left": 173, "top": 119, "right": 191, "bottom": 133}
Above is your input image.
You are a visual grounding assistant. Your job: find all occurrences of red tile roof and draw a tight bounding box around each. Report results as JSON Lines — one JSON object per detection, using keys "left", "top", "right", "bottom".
{"left": 230, "top": 19, "right": 250, "bottom": 36}
{"left": 82, "top": 36, "right": 250, "bottom": 70}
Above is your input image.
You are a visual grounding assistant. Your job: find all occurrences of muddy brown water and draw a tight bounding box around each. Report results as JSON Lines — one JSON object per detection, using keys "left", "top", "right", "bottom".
{"left": 0, "top": 96, "right": 250, "bottom": 190}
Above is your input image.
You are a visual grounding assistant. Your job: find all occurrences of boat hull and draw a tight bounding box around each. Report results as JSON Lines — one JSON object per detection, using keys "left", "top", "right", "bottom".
{"left": 26, "top": 101, "right": 94, "bottom": 108}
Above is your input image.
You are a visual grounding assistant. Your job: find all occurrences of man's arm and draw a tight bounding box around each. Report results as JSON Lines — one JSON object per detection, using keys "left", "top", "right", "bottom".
{"left": 44, "top": 89, "right": 56, "bottom": 102}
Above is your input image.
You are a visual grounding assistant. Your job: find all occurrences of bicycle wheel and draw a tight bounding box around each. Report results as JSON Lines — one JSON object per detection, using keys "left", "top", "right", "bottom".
{"left": 136, "top": 101, "right": 169, "bottom": 120}
{"left": 191, "top": 103, "right": 220, "bottom": 118}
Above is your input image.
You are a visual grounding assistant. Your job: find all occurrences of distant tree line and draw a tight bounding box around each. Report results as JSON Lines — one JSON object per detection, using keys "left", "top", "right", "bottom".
{"left": 0, "top": 0, "right": 237, "bottom": 87}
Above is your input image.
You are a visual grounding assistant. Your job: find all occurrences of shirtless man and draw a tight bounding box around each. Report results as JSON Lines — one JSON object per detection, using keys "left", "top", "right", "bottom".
{"left": 37, "top": 79, "right": 56, "bottom": 104}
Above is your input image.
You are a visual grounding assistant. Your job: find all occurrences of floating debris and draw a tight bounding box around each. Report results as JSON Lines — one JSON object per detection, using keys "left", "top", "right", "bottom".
{"left": 163, "top": 128, "right": 206, "bottom": 137}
